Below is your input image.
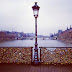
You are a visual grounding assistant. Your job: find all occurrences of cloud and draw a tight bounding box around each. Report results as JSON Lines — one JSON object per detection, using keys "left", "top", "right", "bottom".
{"left": 0, "top": 0, "right": 72, "bottom": 35}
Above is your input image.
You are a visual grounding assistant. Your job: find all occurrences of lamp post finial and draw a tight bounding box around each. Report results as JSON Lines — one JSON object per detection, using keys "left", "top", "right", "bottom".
{"left": 35, "top": 2, "right": 37, "bottom": 4}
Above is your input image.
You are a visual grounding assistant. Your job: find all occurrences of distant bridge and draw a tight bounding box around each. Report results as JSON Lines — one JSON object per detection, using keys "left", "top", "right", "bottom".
{"left": 16, "top": 36, "right": 57, "bottom": 40}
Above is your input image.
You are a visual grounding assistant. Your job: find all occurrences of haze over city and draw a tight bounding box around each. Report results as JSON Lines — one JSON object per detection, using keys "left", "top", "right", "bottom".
{"left": 0, "top": 0, "right": 72, "bottom": 35}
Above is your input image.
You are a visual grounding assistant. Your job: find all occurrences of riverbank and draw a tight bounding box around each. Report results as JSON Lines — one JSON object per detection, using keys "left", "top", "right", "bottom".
{"left": 57, "top": 38, "right": 72, "bottom": 44}
{"left": 57, "top": 28, "right": 72, "bottom": 44}
{"left": 0, "top": 39, "right": 15, "bottom": 43}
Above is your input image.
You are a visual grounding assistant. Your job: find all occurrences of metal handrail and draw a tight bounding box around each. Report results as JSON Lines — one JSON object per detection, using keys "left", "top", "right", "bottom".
{"left": 0, "top": 46, "right": 33, "bottom": 48}
{"left": 39, "top": 47, "right": 72, "bottom": 48}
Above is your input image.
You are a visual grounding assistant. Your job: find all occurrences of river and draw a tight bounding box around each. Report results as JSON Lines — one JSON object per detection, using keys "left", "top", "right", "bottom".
{"left": 0, "top": 39, "right": 72, "bottom": 47}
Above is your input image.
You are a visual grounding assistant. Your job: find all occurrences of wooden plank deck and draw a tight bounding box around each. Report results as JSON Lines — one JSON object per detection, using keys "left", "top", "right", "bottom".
{"left": 0, "top": 63, "right": 72, "bottom": 72}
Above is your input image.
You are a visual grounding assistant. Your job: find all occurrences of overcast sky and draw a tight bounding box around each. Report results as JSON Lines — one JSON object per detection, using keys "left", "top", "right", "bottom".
{"left": 0, "top": 0, "right": 72, "bottom": 35}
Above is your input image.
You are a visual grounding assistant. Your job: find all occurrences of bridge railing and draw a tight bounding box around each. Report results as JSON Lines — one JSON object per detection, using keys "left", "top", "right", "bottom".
{"left": 39, "top": 47, "right": 72, "bottom": 64}
{"left": 0, "top": 47, "right": 33, "bottom": 64}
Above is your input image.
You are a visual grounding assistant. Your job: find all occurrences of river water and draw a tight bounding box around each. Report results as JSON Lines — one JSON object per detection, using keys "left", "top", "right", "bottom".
{"left": 0, "top": 39, "right": 72, "bottom": 47}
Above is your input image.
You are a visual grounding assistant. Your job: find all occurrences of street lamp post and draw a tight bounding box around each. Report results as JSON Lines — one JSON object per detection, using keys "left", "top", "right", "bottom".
{"left": 32, "top": 2, "right": 40, "bottom": 65}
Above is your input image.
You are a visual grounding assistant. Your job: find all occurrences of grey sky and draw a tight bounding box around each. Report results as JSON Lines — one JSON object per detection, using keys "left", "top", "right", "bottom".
{"left": 0, "top": 0, "right": 72, "bottom": 35}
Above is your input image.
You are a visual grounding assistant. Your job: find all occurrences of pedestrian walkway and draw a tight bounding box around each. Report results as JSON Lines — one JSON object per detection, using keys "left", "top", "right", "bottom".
{"left": 0, "top": 63, "right": 72, "bottom": 72}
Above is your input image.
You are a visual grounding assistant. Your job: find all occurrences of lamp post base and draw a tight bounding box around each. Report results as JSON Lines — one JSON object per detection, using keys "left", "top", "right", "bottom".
{"left": 32, "top": 48, "right": 40, "bottom": 65}
{"left": 32, "top": 61, "right": 40, "bottom": 65}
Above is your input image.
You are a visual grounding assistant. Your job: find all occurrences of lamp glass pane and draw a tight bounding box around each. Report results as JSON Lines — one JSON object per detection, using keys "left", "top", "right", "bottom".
{"left": 33, "top": 9, "right": 39, "bottom": 16}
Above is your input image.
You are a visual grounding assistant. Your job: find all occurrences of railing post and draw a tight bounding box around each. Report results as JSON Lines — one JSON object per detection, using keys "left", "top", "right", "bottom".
{"left": 31, "top": 47, "right": 33, "bottom": 64}
{"left": 40, "top": 48, "right": 41, "bottom": 62}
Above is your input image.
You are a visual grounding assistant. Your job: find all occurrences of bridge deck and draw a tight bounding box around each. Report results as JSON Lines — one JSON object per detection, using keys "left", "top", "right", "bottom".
{"left": 0, "top": 63, "right": 72, "bottom": 72}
